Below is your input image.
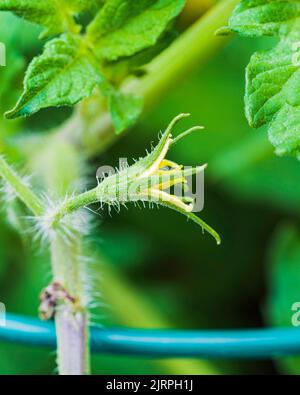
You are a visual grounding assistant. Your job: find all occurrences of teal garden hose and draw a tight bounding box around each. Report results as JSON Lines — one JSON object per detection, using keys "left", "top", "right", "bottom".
{"left": 1, "top": 314, "right": 300, "bottom": 359}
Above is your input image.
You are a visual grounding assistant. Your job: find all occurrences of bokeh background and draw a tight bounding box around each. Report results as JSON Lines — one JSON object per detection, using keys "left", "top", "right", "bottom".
{"left": 1, "top": 1, "right": 300, "bottom": 374}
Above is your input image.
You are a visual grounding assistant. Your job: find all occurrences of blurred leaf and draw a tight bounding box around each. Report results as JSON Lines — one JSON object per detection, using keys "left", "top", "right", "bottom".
{"left": 0, "top": 220, "right": 16, "bottom": 280}
{"left": 109, "top": 92, "right": 142, "bottom": 134}
{"left": 92, "top": 250, "right": 221, "bottom": 374}
{"left": 101, "top": 82, "right": 143, "bottom": 134}
{"left": 265, "top": 224, "right": 300, "bottom": 374}
{"left": 0, "top": 343, "right": 54, "bottom": 374}
{"left": 210, "top": 135, "right": 300, "bottom": 212}
{"left": 0, "top": 247, "right": 54, "bottom": 374}
{"left": 28, "top": 137, "right": 85, "bottom": 197}
{"left": 99, "top": 227, "right": 154, "bottom": 269}
{"left": 4, "top": 200, "right": 30, "bottom": 244}
{"left": 0, "top": 14, "right": 28, "bottom": 136}
{"left": 103, "top": 29, "right": 178, "bottom": 85}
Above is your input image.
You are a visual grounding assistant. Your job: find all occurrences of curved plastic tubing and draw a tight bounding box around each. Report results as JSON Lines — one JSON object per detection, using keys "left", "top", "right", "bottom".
{"left": 1, "top": 313, "right": 300, "bottom": 359}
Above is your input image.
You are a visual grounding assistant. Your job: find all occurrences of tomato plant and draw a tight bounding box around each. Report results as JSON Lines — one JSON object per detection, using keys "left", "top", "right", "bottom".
{"left": 1, "top": 0, "right": 300, "bottom": 376}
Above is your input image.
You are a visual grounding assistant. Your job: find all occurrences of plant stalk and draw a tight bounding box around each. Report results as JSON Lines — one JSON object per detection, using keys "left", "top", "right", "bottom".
{"left": 0, "top": 156, "right": 44, "bottom": 216}
{"left": 51, "top": 232, "right": 90, "bottom": 375}
{"left": 30, "top": 140, "right": 91, "bottom": 375}
{"left": 55, "top": 307, "right": 89, "bottom": 375}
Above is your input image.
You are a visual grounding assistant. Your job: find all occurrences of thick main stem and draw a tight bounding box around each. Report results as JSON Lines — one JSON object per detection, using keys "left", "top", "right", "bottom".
{"left": 55, "top": 308, "right": 89, "bottom": 375}
{"left": 50, "top": 233, "right": 90, "bottom": 375}
{"left": 30, "top": 139, "right": 91, "bottom": 375}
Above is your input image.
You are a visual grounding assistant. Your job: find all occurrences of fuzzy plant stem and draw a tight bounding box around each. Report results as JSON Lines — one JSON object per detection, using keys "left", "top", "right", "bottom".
{"left": 52, "top": 188, "right": 98, "bottom": 225}
{"left": 0, "top": 154, "right": 91, "bottom": 374}
{"left": 49, "top": 174, "right": 91, "bottom": 373}
{"left": 0, "top": 156, "right": 44, "bottom": 216}
{"left": 27, "top": 139, "right": 92, "bottom": 375}
{"left": 54, "top": 302, "right": 89, "bottom": 376}
{"left": 51, "top": 228, "right": 90, "bottom": 375}
{"left": 55, "top": 307, "right": 89, "bottom": 375}
{"left": 51, "top": 234, "right": 90, "bottom": 375}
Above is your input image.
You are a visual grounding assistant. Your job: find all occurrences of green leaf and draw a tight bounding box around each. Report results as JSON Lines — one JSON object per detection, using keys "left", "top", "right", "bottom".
{"left": 265, "top": 224, "right": 300, "bottom": 374}
{"left": 0, "top": 0, "right": 102, "bottom": 38}
{"left": 108, "top": 91, "right": 143, "bottom": 134}
{"left": 229, "top": 0, "right": 300, "bottom": 37}
{"left": 99, "top": 81, "right": 143, "bottom": 134}
{"left": 268, "top": 103, "right": 300, "bottom": 157}
{"left": 229, "top": 0, "right": 300, "bottom": 158}
{"left": 5, "top": 33, "right": 103, "bottom": 119}
{"left": 87, "top": 0, "right": 185, "bottom": 61}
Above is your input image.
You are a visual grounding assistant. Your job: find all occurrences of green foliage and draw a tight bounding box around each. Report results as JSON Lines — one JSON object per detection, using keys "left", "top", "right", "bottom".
{"left": 86, "top": 0, "right": 185, "bottom": 61}
{"left": 107, "top": 91, "right": 143, "bottom": 135}
{"left": 266, "top": 224, "right": 300, "bottom": 374}
{"left": 100, "top": 81, "right": 144, "bottom": 134}
{"left": 0, "top": 156, "right": 44, "bottom": 216}
{"left": 6, "top": 33, "right": 102, "bottom": 118}
{"left": 229, "top": 0, "right": 300, "bottom": 158}
{"left": 0, "top": 0, "right": 98, "bottom": 38}
{"left": 229, "top": 0, "right": 300, "bottom": 37}
{"left": 1, "top": 0, "right": 185, "bottom": 134}
{"left": 2, "top": 8, "right": 297, "bottom": 373}
{"left": 0, "top": 13, "right": 27, "bottom": 135}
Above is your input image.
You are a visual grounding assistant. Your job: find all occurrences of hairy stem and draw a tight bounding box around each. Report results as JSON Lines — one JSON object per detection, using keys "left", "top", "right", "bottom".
{"left": 55, "top": 307, "right": 89, "bottom": 375}
{"left": 58, "top": 0, "right": 239, "bottom": 156}
{"left": 53, "top": 188, "right": 98, "bottom": 225}
{"left": 51, "top": 234, "right": 90, "bottom": 375}
{"left": 0, "top": 156, "right": 44, "bottom": 216}
{"left": 30, "top": 140, "right": 91, "bottom": 375}
{"left": 0, "top": 152, "right": 91, "bottom": 374}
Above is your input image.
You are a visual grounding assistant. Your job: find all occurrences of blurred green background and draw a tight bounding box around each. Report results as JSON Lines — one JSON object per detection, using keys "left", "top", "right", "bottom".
{"left": 1, "top": 5, "right": 300, "bottom": 375}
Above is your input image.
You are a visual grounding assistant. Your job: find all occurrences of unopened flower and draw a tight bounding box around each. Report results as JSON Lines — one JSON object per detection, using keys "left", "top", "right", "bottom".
{"left": 95, "top": 113, "right": 220, "bottom": 244}
{"left": 48, "top": 114, "right": 220, "bottom": 244}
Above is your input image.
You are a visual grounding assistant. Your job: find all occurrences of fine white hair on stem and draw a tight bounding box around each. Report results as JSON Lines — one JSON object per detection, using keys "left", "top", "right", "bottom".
{"left": 0, "top": 181, "right": 17, "bottom": 203}
{"left": 30, "top": 194, "right": 92, "bottom": 245}
{"left": 78, "top": 244, "right": 103, "bottom": 312}
{"left": 0, "top": 175, "right": 32, "bottom": 204}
